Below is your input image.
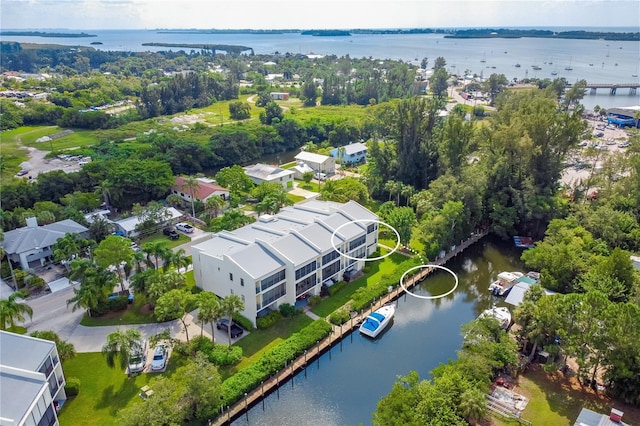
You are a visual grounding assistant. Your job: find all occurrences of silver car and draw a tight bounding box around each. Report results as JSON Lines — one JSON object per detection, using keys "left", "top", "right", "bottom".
{"left": 150, "top": 345, "right": 167, "bottom": 371}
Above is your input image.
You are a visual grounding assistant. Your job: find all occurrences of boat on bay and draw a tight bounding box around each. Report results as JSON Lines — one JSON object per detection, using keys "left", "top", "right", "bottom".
{"left": 359, "top": 304, "right": 395, "bottom": 338}
{"left": 479, "top": 307, "right": 512, "bottom": 329}
{"left": 488, "top": 272, "right": 523, "bottom": 296}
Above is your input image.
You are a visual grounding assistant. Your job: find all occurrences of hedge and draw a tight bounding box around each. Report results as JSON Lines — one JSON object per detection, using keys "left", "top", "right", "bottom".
{"left": 351, "top": 257, "right": 421, "bottom": 312}
{"left": 328, "top": 307, "right": 350, "bottom": 326}
{"left": 220, "top": 319, "right": 332, "bottom": 406}
{"left": 256, "top": 310, "right": 282, "bottom": 329}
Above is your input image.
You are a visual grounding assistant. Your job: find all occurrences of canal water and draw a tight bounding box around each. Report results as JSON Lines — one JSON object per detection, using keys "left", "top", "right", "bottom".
{"left": 231, "top": 236, "right": 524, "bottom": 426}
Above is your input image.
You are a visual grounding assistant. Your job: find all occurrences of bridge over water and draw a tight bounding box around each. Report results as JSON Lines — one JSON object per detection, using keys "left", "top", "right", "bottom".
{"left": 582, "top": 82, "right": 639, "bottom": 95}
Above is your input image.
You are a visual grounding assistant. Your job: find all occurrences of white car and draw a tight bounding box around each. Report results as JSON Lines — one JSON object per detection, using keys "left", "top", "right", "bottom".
{"left": 176, "top": 222, "right": 195, "bottom": 234}
{"left": 128, "top": 340, "right": 147, "bottom": 373}
{"left": 150, "top": 345, "right": 167, "bottom": 371}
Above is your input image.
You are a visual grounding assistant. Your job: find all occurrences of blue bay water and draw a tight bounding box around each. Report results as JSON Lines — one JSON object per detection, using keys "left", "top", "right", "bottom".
{"left": 2, "top": 29, "right": 639, "bottom": 109}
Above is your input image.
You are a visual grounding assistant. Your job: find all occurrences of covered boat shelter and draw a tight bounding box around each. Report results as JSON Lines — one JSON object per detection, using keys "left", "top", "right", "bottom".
{"left": 504, "top": 278, "right": 556, "bottom": 307}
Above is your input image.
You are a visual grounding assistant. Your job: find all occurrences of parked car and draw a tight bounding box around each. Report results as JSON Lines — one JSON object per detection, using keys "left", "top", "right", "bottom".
{"left": 163, "top": 227, "right": 179, "bottom": 240}
{"left": 216, "top": 318, "right": 244, "bottom": 338}
{"left": 16, "top": 170, "right": 28, "bottom": 176}
{"left": 618, "top": 142, "right": 631, "bottom": 148}
{"left": 128, "top": 340, "right": 147, "bottom": 374}
{"left": 176, "top": 222, "right": 195, "bottom": 234}
{"left": 150, "top": 345, "right": 168, "bottom": 371}
{"left": 130, "top": 241, "right": 141, "bottom": 252}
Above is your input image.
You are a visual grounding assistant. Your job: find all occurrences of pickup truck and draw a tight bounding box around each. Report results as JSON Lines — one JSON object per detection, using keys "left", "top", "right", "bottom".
{"left": 216, "top": 318, "right": 244, "bottom": 338}
{"left": 163, "top": 227, "right": 179, "bottom": 240}
{"left": 176, "top": 222, "right": 195, "bottom": 234}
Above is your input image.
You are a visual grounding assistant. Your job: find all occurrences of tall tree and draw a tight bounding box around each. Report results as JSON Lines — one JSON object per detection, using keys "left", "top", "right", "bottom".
{"left": 220, "top": 294, "right": 245, "bottom": 347}
{"left": 155, "top": 289, "right": 195, "bottom": 343}
{"left": 196, "top": 292, "right": 223, "bottom": 342}
{"left": 102, "top": 328, "right": 143, "bottom": 370}
{"left": 0, "top": 291, "right": 33, "bottom": 330}
{"left": 181, "top": 175, "right": 200, "bottom": 219}
{"left": 94, "top": 235, "right": 135, "bottom": 292}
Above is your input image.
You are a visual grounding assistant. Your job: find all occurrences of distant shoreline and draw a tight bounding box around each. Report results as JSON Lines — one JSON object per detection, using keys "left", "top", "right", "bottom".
{"left": 141, "top": 42, "right": 252, "bottom": 54}
{"left": 444, "top": 29, "right": 639, "bottom": 41}
{"left": 0, "top": 31, "right": 97, "bottom": 38}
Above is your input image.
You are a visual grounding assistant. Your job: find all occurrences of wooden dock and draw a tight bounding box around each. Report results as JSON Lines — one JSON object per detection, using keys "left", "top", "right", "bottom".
{"left": 210, "top": 230, "right": 489, "bottom": 425}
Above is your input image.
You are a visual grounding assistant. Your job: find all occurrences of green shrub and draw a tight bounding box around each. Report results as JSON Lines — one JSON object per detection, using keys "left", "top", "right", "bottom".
{"left": 190, "top": 286, "right": 203, "bottom": 294}
{"left": 65, "top": 377, "right": 81, "bottom": 397}
{"left": 13, "top": 269, "right": 28, "bottom": 288}
{"left": 28, "top": 275, "right": 46, "bottom": 290}
{"left": 308, "top": 295, "right": 322, "bottom": 306}
{"left": 221, "top": 319, "right": 332, "bottom": 406}
{"left": 328, "top": 280, "right": 347, "bottom": 296}
{"left": 328, "top": 307, "right": 350, "bottom": 326}
{"left": 278, "top": 303, "right": 297, "bottom": 318}
{"left": 233, "top": 314, "right": 253, "bottom": 331}
{"left": 256, "top": 310, "right": 282, "bottom": 329}
{"left": 106, "top": 296, "right": 128, "bottom": 312}
{"left": 209, "top": 345, "right": 243, "bottom": 366}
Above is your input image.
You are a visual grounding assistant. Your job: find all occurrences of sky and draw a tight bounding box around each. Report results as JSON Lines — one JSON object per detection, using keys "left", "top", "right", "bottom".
{"left": 1, "top": 0, "right": 639, "bottom": 30}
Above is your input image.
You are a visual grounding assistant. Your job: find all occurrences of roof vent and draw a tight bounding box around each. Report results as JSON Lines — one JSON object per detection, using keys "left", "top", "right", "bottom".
{"left": 259, "top": 215, "right": 276, "bottom": 223}
{"left": 26, "top": 217, "right": 38, "bottom": 228}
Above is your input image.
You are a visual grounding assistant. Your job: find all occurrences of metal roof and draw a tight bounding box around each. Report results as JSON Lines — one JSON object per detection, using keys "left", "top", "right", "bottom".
{"left": 269, "top": 234, "right": 320, "bottom": 265}
{"left": 0, "top": 366, "right": 48, "bottom": 425}
{"left": 0, "top": 331, "right": 55, "bottom": 371}
{"left": 243, "top": 163, "right": 294, "bottom": 181}
{"left": 227, "top": 244, "right": 285, "bottom": 279}
{"left": 1, "top": 219, "right": 87, "bottom": 255}
{"left": 294, "top": 151, "right": 332, "bottom": 165}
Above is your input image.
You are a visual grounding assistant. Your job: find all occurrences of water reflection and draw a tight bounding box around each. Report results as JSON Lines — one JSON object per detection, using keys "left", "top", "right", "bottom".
{"left": 232, "top": 237, "right": 523, "bottom": 425}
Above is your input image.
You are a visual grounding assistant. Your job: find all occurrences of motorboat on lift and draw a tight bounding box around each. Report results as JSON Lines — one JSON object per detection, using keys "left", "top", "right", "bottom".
{"left": 488, "top": 272, "right": 524, "bottom": 296}
{"left": 479, "top": 307, "right": 512, "bottom": 329}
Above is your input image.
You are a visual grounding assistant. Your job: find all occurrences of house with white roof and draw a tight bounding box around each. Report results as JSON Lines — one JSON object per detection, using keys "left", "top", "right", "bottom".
{"left": 191, "top": 200, "right": 379, "bottom": 326}
{"left": 113, "top": 207, "right": 183, "bottom": 238}
{"left": 294, "top": 151, "right": 335, "bottom": 175}
{"left": 0, "top": 331, "right": 67, "bottom": 426}
{"left": 243, "top": 163, "right": 295, "bottom": 190}
{"left": 330, "top": 142, "right": 368, "bottom": 164}
{"left": 0, "top": 218, "right": 88, "bottom": 270}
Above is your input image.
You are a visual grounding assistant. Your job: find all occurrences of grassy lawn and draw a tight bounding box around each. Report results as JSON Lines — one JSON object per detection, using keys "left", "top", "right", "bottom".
{"left": 138, "top": 232, "right": 190, "bottom": 249}
{"left": 0, "top": 126, "right": 55, "bottom": 178}
{"left": 60, "top": 352, "right": 188, "bottom": 426}
{"left": 218, "top": 315, "right": 314, "bottom": 380}
{"left": 295, "top": 179, "right": 321, "bottom": 192}
{"left": 287, "top": 193, "right": 305, "bottom": 204}
{"left": 493, "top": 366, "right": 640, "bottom": 426}
{"left": 310, "top": 249, "right": 405, "bottom": 318}
{"left": 19, "top": 128, "right": 99, "bottom": 151}
{"left": 80, "top": 295, "right": 156, "bottom": 326}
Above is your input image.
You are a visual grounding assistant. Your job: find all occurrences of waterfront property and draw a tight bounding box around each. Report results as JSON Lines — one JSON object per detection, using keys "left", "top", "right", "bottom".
{"left": 330, "top": 142, "right": 368, "bottom": 165}
{"left": 605, "top": 106, "right": 640, "bottom": 128}
{"left": 191, "top": 200, "right": 379, "bottom": 326}
{"left": 0, "top": 331, "right": 67, "bottom": 426}
{"left": 294, "top": 151, "right": 336, "bottom": 176}
{"left": 243, "top": 163, "right": 295, "bottom": 190}
{"left": 0, "top": 217, "right": 88, "bottom": 270}
{"left": 112, "top": 207, "right": 183, "bottom": 238}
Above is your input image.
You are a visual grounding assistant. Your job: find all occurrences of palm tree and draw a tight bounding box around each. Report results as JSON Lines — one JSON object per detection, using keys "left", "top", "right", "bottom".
{"left": 162, "top": 248, "right": 190, "bottom": 273}
{"left": 142, "top": 241, "right": 172, "bottom": 270}
{"left": 197, "top": 292, "right": 222, "bottom": 343}
{"left": 0, "top": 291, "right": 33, "bottom": 330}
{"left": 458, "top": 388, "right": 488, "bottom": 423}
{"left": 102, "top": 328, "right": 143, "bottom": 370}
{"left": 401, "top": 184, "right": 415, "bottom": 206}
{"left": 181, "top": 175, "right": 200, "bottom": 219}
{"left": 220, "top": 294, "right": 245, "bottom": 347}
{"left": 67, "top": 260, "right": 116, "bottom": 316}
{"left": 204, "top": 195, "right": 225, "bottom": 219}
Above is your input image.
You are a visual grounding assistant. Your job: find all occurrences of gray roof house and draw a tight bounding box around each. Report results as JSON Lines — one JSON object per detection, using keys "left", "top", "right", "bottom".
{"left": 0, "top": 218, "right": 88, "bottom": 270}
{"left": 330, "top": 142, "right": 368, "bottom": 164}
{"left": 0, "top": 331, "right": 67, "bottom": 426}
{"left": 244, "top": 163, "right": 295, "bottom": 191}
{"left": 191, "top": 200, "right": 379, "bottom": 326}
{"left": 294, "top": 151, "right": 336, "bottom": 175}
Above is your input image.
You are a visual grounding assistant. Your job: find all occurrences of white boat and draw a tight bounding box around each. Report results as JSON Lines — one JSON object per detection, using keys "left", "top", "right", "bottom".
{"left": 479, "top": 307, "right": 512, "bottom": 329}
{"left": 488, "top": 271, "right": 523, "bottom": 296}
{"left": 359, "top": 304, "right": 395, "bottom": 338}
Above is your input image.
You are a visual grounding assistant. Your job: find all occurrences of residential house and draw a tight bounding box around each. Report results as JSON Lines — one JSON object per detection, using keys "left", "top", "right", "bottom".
{"left": 243, "top": 163, "right": 295, "bottom": 191}
{"left": 573, "top": 407, "right": 628, "bottom": 426}
{"left": 191, "top": 200, "right": 379, "bottom": 326}
{"left": 290, "top": 162, "right": 315, "bottom": 180}
{"left": 113, "top": 207, "right": 183, "bottom": 239}
{"left": 0, "top": 218, "right": 88, "bottom": 270}
{"left": 269, "top": 92, "right": 289, "bottom": 101}
{"left": 0, "top": 331, "right": 68, "bottom": 426}
{"left": 330, "top": 142, "right": 368, "bottom": 165}
{"left": 294, "top": 151, "right": 336, "bottom": 175}
{"left": 171, "top": 177, "right": 230, "bottom": 203}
